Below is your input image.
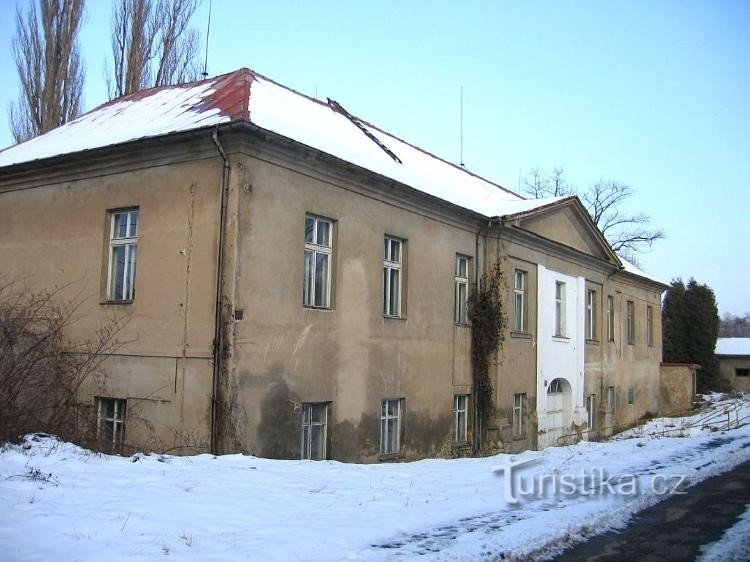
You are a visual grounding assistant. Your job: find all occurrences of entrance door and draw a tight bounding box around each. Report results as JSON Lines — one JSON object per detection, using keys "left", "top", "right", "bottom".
{"left": 547, "top": 378, "right": 570, "bottom": 445}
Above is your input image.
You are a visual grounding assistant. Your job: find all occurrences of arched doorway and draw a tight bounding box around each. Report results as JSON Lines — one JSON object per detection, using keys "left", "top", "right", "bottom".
{"left": 547, "top": 378, "right": 572, "bottom": 445}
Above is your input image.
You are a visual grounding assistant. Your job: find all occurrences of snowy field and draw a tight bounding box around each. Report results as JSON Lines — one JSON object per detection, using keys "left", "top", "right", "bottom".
{"left": 1, "top": 394, "right": 749, "bottom": 561}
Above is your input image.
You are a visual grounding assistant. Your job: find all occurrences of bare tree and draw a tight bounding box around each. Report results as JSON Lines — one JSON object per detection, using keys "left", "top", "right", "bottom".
{"left": 522, "top": 167, "right": 573, "bottom": 199}
{"left": 719, "top": 312, "right": 750, "bottom": 338}
{"left": 106, "top": 0, "right": 200, "bottom": 99}
{"left": 152, "top": 0, "right": 201, "bottom": 86}
{"left": 107, "top": 0, "right": 155, "bottom": 98}
{"left": 0, "top": 277, "right": 128, "bottom": 444}
{"left": 9, "top": 0, "right": 85, "bottom": 144}
{"left": 522, "top": 168, "right": 664, "bottom": 259}
{"left": 581, "top": 180, "right": 664, "bottom": 256}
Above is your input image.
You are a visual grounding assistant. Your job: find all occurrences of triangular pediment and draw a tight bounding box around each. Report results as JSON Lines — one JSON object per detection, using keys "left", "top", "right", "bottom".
{"left": 508, "top": 198, "right": 620, "bottom": 265}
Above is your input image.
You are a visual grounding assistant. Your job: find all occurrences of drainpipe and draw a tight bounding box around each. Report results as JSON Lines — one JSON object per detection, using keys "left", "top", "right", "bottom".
{"left": 210, "top": 127, "right": 230, "bottom": 455}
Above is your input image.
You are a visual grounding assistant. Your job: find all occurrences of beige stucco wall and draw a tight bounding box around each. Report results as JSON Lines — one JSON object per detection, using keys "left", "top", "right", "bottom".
{"left": 659, "top": 363, "right": 697, "bottom": 414}
{"left": 221, "top": 144, "right": 478, "bottom": 460}
{"left": 718, "top": 357, "right": 750, "bottom": 392}
{"left": 0, "top": 142, "right": 221, "bottom": 453}
{"left": 0, "top": 128, "right": 667, "bottom": 461}
{"left": 484, "top": 214, "right": 663, "bottom": 450}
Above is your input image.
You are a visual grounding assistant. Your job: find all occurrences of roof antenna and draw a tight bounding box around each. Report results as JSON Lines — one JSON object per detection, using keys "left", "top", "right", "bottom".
{"left": 460, "top": 86, "right": 465, "bottom": 168}
{"left": 202, "top": 0, "right": 213, "bottom": 78}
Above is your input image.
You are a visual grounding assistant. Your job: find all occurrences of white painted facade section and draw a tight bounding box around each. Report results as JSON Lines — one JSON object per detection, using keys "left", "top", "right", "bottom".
{"left": 536, "top": 265, "right": 587, "bottom": 449}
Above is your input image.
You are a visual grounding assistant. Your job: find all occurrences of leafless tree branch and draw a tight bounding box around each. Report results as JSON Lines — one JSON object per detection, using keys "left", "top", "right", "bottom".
{"left": 9, "top": 0, "right": 85, "bottom": 143}
{"left": 521, "top": 169, "right": 665, "bottom": 256}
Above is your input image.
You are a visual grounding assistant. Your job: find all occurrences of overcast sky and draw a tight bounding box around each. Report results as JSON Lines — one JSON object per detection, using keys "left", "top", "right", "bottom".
{"left": 1, "top": 0, "right": 748, "bottom": 315}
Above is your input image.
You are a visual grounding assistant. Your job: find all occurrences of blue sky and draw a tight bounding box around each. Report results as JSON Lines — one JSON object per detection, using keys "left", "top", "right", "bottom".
{"left": 1, "top": 1, "right": 748, "bottom": 314}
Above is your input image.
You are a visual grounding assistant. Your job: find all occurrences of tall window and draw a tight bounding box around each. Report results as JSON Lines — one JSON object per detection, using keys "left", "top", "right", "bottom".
{"left": 586, "top": 394, "right": 596, "bottom": 430}
{"left": 627, "top": 300, "right": 635, "bottom": 345}
{"left": 627, "top": 386, "right": 635, "bottom": 405}
{"left": 514, "top": 270, "right": 527, "bottom": 332}
{"left": 301, "top": 403, "right": 328, "bottom": 460}
{"left": 455, "top": 256, "right": 469, "bottom": 324}
{"left": 586, "top": 289, "right": 597, "bottom": 340}
{"left": 453, "top": 394, "right": 468, "bottom": 442}
{"left": 97, "top": 397, "right": 126, "bottom": 452}
{"left": 383, "top": 237, "right": 403, "bottom": 317}
{"left": 303, "top": 215, "right": 333, "bottom": 308}
{"left": 607, "top": 385, "right": 616, "bottom": 413}
{"left": 108, "top": 209, "right": 139, "bottom": 301}
{"left": 512, "top": 393, "right": 527, "bottom": 438}
{"left": 647, "top": 305, "right": 654, "bottom": 347}
{"left": 554, "top": 281, "right": 566, "bottom": 337}
{"left": 380, "top": 398, "right": 403, "bottom": 454}
{"left": 607, "top": 295, "right": 615, "bottom": 342}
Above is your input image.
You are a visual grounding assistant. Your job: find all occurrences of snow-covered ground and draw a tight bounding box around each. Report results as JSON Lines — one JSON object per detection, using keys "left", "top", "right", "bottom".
{"left": 1, "top": 394, "right": 749, "bottom": 561}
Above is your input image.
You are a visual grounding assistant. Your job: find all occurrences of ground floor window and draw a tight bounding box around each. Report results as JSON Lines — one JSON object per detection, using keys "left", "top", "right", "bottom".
{"left": 97, "top": 397, "right": 126, "bottom": 452}
{"left": 453, "top": 394, "right": 469, "bottom": 443}
{"left": 607, "top": 385, "right": 616, "bottom": 413}
{"left": 512, "top": 393, "right": 527, "bottom": 438}
{"left": 301, "top": 402, "right": 328, "bottom": 460}
{"left": 736, "top": 368, "right": 750, "bottom": 377}
{"left": 380, "top": 398, "right": 403, "bottom": 455}
{"left": 627, "top": 386, "right": 635, "bottom": 405}
{"left": 586, "top": 394, "right": 596, "bottom": 430}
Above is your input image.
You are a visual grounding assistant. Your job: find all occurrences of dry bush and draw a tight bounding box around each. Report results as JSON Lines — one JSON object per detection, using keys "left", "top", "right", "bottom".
{"left": 0, "top": 277, "right": 127, "bottom": 444}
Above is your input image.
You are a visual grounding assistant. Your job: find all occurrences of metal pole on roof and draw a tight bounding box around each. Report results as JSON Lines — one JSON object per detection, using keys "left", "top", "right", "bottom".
{"left": 460, "top": 86, "right": 464, "bottom": 168}
{"left": 202, "top": 0, "right": 213, "bottom": 78}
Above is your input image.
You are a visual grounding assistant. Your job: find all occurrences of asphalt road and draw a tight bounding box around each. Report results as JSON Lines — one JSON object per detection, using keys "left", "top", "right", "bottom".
{"left": 553, "top": 460, "right": 750, "bottom": 561}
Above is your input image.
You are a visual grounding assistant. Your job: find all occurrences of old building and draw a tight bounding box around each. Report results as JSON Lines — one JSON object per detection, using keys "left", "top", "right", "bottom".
{"left": 0, "top": 68, "right": 668, "bottom": 461}
{"left": 716, "top": 338, "right": 750, "bottom": 392}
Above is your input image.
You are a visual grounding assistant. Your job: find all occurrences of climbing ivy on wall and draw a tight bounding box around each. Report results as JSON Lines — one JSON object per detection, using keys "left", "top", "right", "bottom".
{"left": 468, "top": 261, "right": 506, "bottom": 453}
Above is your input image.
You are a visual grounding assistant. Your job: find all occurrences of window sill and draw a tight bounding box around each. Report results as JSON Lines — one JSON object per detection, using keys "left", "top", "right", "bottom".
{"left": 378, "top": 452, "right": 403, "bottom": 462}
{"left": 383, "top": 315, "right": 406, "bottom": 321}
{"left": 512, "top": 435, "right": 527, "bottom": 441}
{"left": 303, "top": 305, "right": 333, "bottom": 311}
{"left": 510, "top": 331, "right": 532, "bottom": 339}
{"left": 586, "top": 339, "right": 600, "bottom": 345}
{"left": 454, "top": 322, "right": 471, "bottom": 328}
{"left": 100, "top": 299, "right": 133, "bottom": 306}
{"left": 552, "top": 335, "right": 570, "bottom": 342}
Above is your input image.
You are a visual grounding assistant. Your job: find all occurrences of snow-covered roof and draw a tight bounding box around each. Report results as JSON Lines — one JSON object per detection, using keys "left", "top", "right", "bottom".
{"left": 716, "top": 338, "right": 750, "bottom": 356}
{"left": 0, "top": 67, "right": 665, "bottom": 288}
{"left": 617, "top": 254, "right": 667, "bottom": 287}
{"left": 0, "top": 68, "right": 528, "bottom": 217}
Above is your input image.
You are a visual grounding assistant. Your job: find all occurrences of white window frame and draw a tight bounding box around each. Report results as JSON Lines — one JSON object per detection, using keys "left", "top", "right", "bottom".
{"left": 627, "top": 300, "right": 635, "bottom": 345}
{"left": 586, "top": 394, "right": 596, "bottom": 430}
{"left": 107, "top": 208, "right": 139, "bottom": 301}
{"left": 647, "top": 305, "right": 654, "bottom": 347}
{"left": 455, "top": 256, "right": 470, "bottom": 324}
{"left": 554, "top": 281, "right": 566, "bottom": 337}
{"left": 303, "top": 215, "right": 333, "bottom": 308}
{"left": 453, "top": 394, "right": 468, "bottom": 442}
{"left": 586, "top": 289, "right": 597, "bottom": 341}
{"left": 607, "top": 295, "right": 615, "bottom": 342}
{"left": 383, "top": 236, "right": 403, "bottom": 318}
{"left": 380, "top": 398, "right": 402, "bottom": 455}
{"left": 300, "top": 402, "right": 328, "bottom": 460}
{"left": 512, "top": 393, "right": 526, "bottom": 438}
{"left": 514, "top": 270, "right": 527, "bottom": 332}
{"left": 97, "top": 397, "right": 126, "bottom": 451}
